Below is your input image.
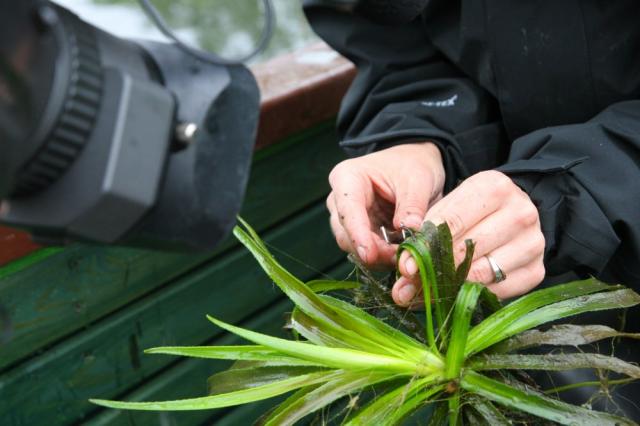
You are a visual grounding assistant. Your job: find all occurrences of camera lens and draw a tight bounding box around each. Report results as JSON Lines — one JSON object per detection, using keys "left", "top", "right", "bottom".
{"left": 0, "top": 2, "right": 103, "bottom": 198}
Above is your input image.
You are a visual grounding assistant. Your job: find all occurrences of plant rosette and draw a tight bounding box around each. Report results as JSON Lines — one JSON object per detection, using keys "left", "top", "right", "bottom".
{"left": 91, "top": 218, "right": 640, "bottom": 425}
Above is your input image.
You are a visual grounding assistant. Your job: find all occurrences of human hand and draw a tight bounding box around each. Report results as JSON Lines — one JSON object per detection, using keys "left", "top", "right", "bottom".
{"left": 326, "top": 142, "right": 445, "bottom": 268}
{"left": 393, "top": 170, "right": 545, "bottom": 305}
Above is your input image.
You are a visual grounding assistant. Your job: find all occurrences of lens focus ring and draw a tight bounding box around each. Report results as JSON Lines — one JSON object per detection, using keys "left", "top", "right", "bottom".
{"left": 13, "top": 9, "right": 102, "bottom": 197}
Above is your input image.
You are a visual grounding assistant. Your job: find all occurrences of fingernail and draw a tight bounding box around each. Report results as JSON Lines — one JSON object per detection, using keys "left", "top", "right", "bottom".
{"left": 405, "top": 258, "right": 418, "bottom": 276}
{"left": 357, "top": 246, "right": 368, "bottom": 263}
{"left": 399, "top": 284, "right": 417, "bottom": 305}
{"left": 403, "top": 215, "right": 422, "bottom": 229}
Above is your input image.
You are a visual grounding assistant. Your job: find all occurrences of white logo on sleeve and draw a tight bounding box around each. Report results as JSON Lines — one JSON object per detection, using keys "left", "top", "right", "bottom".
{"left": 421, "top": 94, "right": 458, "bottom": 108}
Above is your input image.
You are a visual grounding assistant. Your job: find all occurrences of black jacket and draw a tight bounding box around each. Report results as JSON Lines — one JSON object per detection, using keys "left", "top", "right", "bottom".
{"left": 304, "top": 1, "right": 640, "bottom": 289}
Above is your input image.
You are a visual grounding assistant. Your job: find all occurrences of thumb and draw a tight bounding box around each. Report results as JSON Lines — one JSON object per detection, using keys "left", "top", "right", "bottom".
{"left": 393, "top": 174, "right": 432, "bottom": 230}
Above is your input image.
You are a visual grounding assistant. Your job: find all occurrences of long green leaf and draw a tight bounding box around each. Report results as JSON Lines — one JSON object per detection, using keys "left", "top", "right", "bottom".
{"left": 470, "top": 353, "right": 640, "bottom": 378}
{"left": 466, "top": 279, "right": 623, "bottom": 355}
{"left": 346, "top": 376, "right": 444, "bottom": 426}
{"left": 263, "top": 371, "right": 394, "bottom": 426}
{"left": 235, "top": 221, "right": 425, "bottom": 359}
{"left": 460, "top": 371, "right": 635, "bottom": 425}
{"left": 399, "top": 238, "right": 437, "bottom": 348}
{"left": 207, "top": 366, "right": 329, "bottom": 395}
{"left": 320, "top": 295, "right": 430, "bottom": 358}
{"left": 254, "top": 385, "right": 321, "bottom": 426}
{"left": 470, "top": 288, "right": 640, "bottom": 355}
{"left": 444, "top": 282, "right": 484, "bottom": 426}
{"left": 306, "top": 279, "right": 360, "bottom": 293}
{"left": 418, "top": 223, "right": 443, "bottom": 325}
{"left": 90, "top": 371, "right": 332, "bottom": 411}
{"left": 445, "top": 282, "right": 484, "bottom": 380}
{"left": 290, "top": 305, "right": 424, "bottom": 362}
{"left": 466, "top": 397, "right": 511, "bottom": 426}
{"left": 434, "top": 223, "right": 458, "bottom": 326}
{"left": 206, "top": 315, "right": 434, "bottom": 375}
{"left": 144, "top": 345, "right": 319, "bottom": 365}
{"left": 290, "top": 307, "right": 354, "bottom": 348}
{"left": 292, "top": 296, "right": 430, "bottom": 360}
{"left": 233, "top": 224, "right": 345, "bottom": 328}
{"left": 492, "top": 324, "right": 640, "bottom": 353}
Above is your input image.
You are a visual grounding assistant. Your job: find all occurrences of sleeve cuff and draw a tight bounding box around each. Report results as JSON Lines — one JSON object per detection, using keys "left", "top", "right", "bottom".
{"left": 497, "top": 157, "right": 620, "bottom": 277}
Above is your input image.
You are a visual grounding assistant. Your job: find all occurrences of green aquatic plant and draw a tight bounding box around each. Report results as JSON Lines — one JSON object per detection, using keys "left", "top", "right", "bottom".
{"left": 91, "top": 218, "right": 640, "bottom": 425}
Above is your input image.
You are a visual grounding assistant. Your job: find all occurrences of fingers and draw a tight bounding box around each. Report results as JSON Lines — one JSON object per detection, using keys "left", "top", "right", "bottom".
{"left": 328, "top": 202, "right": 354, "bottom": 253}
{"left": 465, "top": 228, "right": 544, "bottom": 284}
{"left": 485, "top": 258, "right": 545, "bottom": 299}
{"left": 392, "top": 275, "right": 424, "bottom": 308}
{"left": 327, "top": 191, "right": 397, "bottom": 266}
{"left": 327, "top": 171, "right": 378, "bottom": 263}
{"left": 449, "top": 203, "right": 538, "bottom": 266}
{"left": 393, "top": 172, "right": 433, "bottom": 230}
{"left": 394, "top": 170, "right": 545, "bottom": 304}
{"left": 424, "top": 170, "right": 511, "bottom": 238}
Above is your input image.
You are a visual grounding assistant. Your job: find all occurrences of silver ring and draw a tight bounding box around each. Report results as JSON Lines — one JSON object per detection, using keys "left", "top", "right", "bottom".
{"left": 485, "top": 255, "right": 507, "bottom": 283}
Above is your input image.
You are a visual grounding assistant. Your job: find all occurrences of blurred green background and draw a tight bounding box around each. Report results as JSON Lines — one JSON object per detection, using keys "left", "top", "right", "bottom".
{"left": 53, "top": 0, "right": 318, "bottom": 62}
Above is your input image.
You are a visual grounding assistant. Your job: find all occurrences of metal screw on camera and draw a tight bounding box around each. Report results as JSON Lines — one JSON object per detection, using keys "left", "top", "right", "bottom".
{"left": 174, "top": 122, "right": 198, "bottom": 148}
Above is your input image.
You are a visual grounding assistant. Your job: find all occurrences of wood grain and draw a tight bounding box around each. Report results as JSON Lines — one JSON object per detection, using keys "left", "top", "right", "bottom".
{"left": 0, "top": 126, "right": 345, "bottom": 371}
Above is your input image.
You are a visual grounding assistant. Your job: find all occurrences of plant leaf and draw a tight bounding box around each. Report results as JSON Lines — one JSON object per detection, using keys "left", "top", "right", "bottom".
{"left": 470, "top": 353, "right": 640, "bottom": 379}
{"left": 444, "top": 283, "right": 484, "bottom": 426}
{"left": 254, "top": 385, "right": 321, "bottom": 426}
{"left": 207, "top": 366, "right": 329, "bottom": 395}
{"left": 471, "top": 288, "right": 640, "bottom": 355}
{"left": 346, "top": 376, "right": 444, "bottom": 426}
{"left": 290, "top": 307, "right": 354, "bottom": 348}
{"left": 492, "top": 324, "right": 640, "bottom": 353}
{"left": 399, "top": 232, "right": 438, "bottom": 348}
{"left": 320, "top": 295, "right": 429, "bottom": 358}
{"left": 466, "top": 279, "right": 626, "bottom": 356}
{"left": 478, "top": 285, "right": 502, "bottom": 315}
{"left": 290, "top": 298, "right": 432, "bottom": 362}
{"left": 465, "top": 396, "right": 512, "bottom": 426}
{"left": 434, "top": 223, "right": 459, "bottom": 326}
{"left": 206, "top": 315, "right": 432, "bottom": 374}
{"left": 90, "top": 371, "right": 332, "bottom": 411}
{"left": 144, "top": 345, "right": 320, "bottom": 365}
{"left": 306, "top": 279, "right": 360, "bottom": 293}
{"left": 427, "top": 401, "right": 449, "bottom": 426}
{"left": 460, "top": 370, "right": 635, "bottom": 425}
{"left": 263, "top": 371, "right": 394, "bottom": 426}
{"left": 233, "top": 224, "right": 345, "bottom": 329}
{"left": 235, "top": 222, "right": 427, "bottom": 360}
{"left": 445, "top": 282, "right": 484, "bottom": 380}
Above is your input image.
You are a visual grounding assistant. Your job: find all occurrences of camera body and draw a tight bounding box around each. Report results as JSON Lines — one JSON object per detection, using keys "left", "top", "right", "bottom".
{"left": 0, "top": 2, "right": 259, "bottom": 250}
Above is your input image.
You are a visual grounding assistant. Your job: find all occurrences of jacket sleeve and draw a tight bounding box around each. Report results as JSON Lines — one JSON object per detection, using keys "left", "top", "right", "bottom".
{"left": 303, "top": 2, "right": 507, "bottom": 192}
{"left": 497, "top": 100, "right": 640, "bottom": 286}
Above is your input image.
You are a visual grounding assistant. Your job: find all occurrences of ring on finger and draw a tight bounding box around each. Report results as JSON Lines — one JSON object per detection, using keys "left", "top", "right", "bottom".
{"left": 485, "top": 255, "right": 507, "bottom": 283}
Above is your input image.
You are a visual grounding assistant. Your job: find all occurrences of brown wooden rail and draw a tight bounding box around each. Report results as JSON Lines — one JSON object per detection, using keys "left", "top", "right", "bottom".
{"left": 0, "top": 42, "right": 355, "bottom": 266}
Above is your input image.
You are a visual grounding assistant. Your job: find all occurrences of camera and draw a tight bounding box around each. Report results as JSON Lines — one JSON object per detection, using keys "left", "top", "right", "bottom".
{"left": 0, "top": 0, "right": 260, "bottom": 250}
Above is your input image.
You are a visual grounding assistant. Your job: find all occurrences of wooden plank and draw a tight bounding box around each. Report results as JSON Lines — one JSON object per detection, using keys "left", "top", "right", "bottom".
{"left": 87, "top": 299, "right": 295, "bottom": 426}
{"left": 0, "top": 227, "right": 41, "bottom": 267}
{"left": 0, "top": 203, "right": 347, "bottom": 425}
{"left": 85, "top": 262, "right": 352, "bottom": 426}
{"left": 254, "top": 42, "right": 355, "bottom": 149}
{"left": 0, "top": 124, "right": 345, "bottom": 371}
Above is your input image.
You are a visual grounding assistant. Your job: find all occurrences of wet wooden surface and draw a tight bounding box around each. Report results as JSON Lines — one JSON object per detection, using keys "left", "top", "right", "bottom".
{"left": 254, "top": 42, "right": 355, "bottom": 149}
{"left": 0, "top": 227, "right": 40, "bottom": 267}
